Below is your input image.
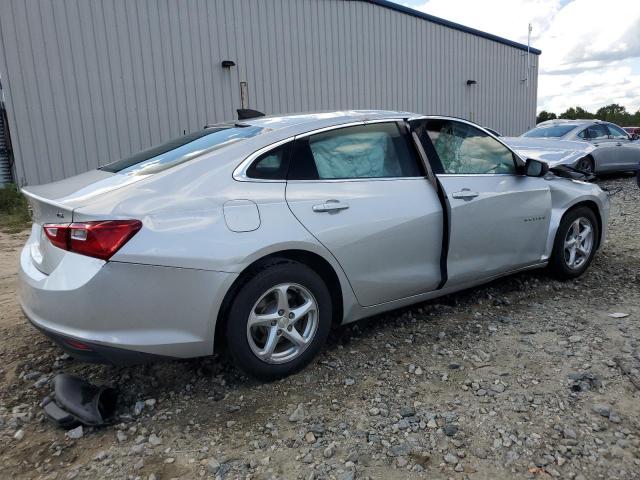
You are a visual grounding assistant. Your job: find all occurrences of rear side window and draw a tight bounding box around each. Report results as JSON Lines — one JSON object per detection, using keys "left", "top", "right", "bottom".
{"left": 288, "top": 122, "right": 424, "bottom": 180}
{"left": 245, "top": 143, "right": 291, "bottom": 180}
{"left": 101, "top": 125, "right": 267, "bottom": 175}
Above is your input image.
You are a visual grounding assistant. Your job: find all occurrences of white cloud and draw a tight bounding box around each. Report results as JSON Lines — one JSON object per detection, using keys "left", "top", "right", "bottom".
{"left": 407, "top": 0, "right": 640, "bottom": 114}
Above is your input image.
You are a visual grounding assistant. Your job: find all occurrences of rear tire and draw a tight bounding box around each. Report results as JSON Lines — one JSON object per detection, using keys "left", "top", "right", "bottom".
{"left": 549, "top": 207, "right": 598, "bottom": 280}
{"left": 225, "top": 259, "right": 332, "bottom": 381}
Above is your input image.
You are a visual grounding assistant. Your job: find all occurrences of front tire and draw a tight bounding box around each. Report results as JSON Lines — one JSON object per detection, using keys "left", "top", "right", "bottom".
{"left": 575, "top": 156, "right": 594, "bottom": 174}
{"left": 226, "top": 259, "right": 332, "bottom": 381}
{"left": 549, "top": 207, "right": 598, "bottom": 280}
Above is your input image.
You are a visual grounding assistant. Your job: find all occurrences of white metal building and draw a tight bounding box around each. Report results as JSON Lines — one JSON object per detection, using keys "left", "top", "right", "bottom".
{"left": 0, "top": 0, "right": 540, "bottom": 186}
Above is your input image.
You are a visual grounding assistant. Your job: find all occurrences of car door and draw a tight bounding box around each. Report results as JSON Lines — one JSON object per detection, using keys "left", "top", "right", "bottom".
{"left": 578, "top": 124, "right": 617, "bottom": 172}
{"left": 604, "top": 123, "right": 640, "bottom": 170}
{"left": 412, "top": 118, "right": 552, "bottom": 287}
{"left": 285, "top": 121, "right": 443, "bottom": 307}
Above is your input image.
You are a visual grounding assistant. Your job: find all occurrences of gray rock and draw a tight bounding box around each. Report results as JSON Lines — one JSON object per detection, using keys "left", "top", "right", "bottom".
{"left": 389, "top": 443, "right": 411, "bottom": 457}
{"left": 134, "top": 401, "right": 145, "bottom": 416}
{"left": 93, "top": 450, "right": 108, "bottom": 461}
{"left": 397, "top": 419, "right": 410, "bottom": 430}
{"left": 400, "top": 405, "right": 415, "bottom": 417}
{"left": 504, "top": 450, "right": 519, "bottom": 465}
{"left": 491, "top": 383, "right": 506, "bottom": 393}
{"left": 323, "top": 444, "right": 335, "bottom": 459}
{"left": 13, "top": 429, "right": 25, "bottom": 441}
{"left": 443, "top": 425, "right": 458, "bottom": 437}
{"left": 609, "top": 410, "right": 622, "bottom": 423}
{"left": 288, "top": 403, "right": 305, "bottom": 422}
{"left": 66, "top": 426, "right": 83, "bottom": 439}
{"left": 592, "top": 404, "right": 611, "bottom": 417}
{"left": 443, "top": 452, "right": 459, "bottom": 464}
{"left": 148, "top": 433, "right": 162, "bottom": 445}
{"left": 206, "top": 458, "right": 221, "bottom": 474}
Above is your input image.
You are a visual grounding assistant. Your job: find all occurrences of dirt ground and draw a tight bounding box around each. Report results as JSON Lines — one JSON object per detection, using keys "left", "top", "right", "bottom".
{"left": 0, "top": 175, "right": 639, "bottom": 480}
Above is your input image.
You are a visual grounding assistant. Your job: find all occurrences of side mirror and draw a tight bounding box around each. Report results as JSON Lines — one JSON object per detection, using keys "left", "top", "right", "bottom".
{"left": 632, "top": 133, "right": 639, "bottom": 141}
{"left": 525, "top": 158, "right": 549, "bottom": 177}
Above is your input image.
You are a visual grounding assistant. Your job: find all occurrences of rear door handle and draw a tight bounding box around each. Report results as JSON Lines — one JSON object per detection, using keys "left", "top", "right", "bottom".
{"left": 451, "top": 189, "right": 479, "bottom": 200}
{"left": 312, "top": 200, "right": 350, "bottom": 213}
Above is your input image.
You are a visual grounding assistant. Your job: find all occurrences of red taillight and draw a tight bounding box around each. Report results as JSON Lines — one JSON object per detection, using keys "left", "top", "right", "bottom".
{"left": 43, "top": 220, "right": 142, "bottom": 260}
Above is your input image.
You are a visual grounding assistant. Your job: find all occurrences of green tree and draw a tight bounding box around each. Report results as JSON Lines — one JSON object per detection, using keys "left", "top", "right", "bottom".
{"left": 595, "top": 103, "right": 629, "bottom": 125}
{"left": 558, "top": 106, "right": 595, "bottom": 120}
{"left": 536, "top": 111, "right": 556, "bottom": 123}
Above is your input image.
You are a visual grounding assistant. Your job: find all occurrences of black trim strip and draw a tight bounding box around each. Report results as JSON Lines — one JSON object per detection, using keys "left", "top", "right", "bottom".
{"left": 359, "top": 0, "right": 542, "bottom": 54}
{"left": 408, "top": 120, "right": 449, "bottom": 289}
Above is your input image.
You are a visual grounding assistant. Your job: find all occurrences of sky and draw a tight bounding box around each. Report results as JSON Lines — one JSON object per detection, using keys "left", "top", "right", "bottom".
{"left": 401, "top": 0, "right": 640, "bottom": 114}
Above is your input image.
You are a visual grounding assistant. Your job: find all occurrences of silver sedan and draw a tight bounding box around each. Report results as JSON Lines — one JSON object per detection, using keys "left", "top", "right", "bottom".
{"left": 19, "top": 111, "right": 610, "bottom": 380}
{"left": 504, "top": 119, "right": 640, "bottom": 174}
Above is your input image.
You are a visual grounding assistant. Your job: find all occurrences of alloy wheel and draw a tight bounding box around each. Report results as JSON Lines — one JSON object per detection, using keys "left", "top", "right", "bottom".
{"left": 246, "top": 283, "right": 319, "bottom": 364}
{"left": 576, "top": 157, "right": 593, "bottom": 173}
{"left": 563, "top": 217, "right": 594, "bottom": 270}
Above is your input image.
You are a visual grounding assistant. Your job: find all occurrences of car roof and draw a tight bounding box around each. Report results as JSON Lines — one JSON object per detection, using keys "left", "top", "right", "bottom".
{"left": 238, "top": 110, "right": 415, "bottom": 131}
{"left": 535, "top": 119, "right": 611, "bottom": 129}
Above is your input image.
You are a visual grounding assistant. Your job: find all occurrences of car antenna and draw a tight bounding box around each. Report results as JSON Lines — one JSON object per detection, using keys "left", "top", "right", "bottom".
{"left": 237, "top": 109, "right": 265, "bottom": 120}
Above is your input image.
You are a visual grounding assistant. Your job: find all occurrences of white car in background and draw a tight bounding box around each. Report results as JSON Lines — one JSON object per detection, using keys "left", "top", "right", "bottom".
{"left": 503, "top": 120, "right": 640, "bottom": 174}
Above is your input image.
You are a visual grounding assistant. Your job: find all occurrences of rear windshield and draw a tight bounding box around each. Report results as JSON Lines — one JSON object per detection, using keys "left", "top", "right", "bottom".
{"left": 522, "top": 125, "right": 577, "bottom": 138}
{"left": 101, "top": 125, "right": 266, "bottom": 175}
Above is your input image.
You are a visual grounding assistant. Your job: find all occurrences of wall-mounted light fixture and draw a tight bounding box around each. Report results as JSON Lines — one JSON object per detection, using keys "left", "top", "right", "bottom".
{"left": 221, "top": 60, "right": 236, "bottom": 68}
{"left": 466, "top": 80, "right": 477, "bottom": 86}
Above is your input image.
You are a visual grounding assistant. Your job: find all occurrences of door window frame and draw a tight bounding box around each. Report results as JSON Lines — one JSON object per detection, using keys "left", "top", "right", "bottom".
{"left": 605, "top": 123, "right": 630, "bottom": 140}
{"left": 287, "top": 119, "right": 429, "bottom": 183}
{"left": 410, "top": 117, "right": 525, "bottom": 177}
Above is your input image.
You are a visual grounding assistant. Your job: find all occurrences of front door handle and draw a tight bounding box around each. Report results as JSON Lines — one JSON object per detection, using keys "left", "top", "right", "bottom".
{"left": 451, "top": 189, "right": 479, "bottom": 200}
{"left": 312, "top": 199, "right": 350, "bottom": 213}
{"left": 616, "top": 142, "right": 623, "bottom": 146}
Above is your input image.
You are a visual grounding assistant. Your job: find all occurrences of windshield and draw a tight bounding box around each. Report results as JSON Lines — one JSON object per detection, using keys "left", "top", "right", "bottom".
{"left": 101, "top": 125, "right": 267, "bottom": 175}
{"left": 522, "top": 125, "right": 577, "bottom": 138}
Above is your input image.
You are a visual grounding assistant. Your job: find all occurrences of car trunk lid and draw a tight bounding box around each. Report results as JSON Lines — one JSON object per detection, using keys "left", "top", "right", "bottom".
{"left": 22, "top": 169, "right": 147, "bottom": 274}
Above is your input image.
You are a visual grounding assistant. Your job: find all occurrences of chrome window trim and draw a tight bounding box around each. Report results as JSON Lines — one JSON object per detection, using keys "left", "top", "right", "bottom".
{"left": 286, "top": 176, "right": 430, "bottom": 184}
{"left": 233, "top": 137, "right": 293, "bottom": 183}
{"left": 436, "top": 173, "right": 518, "bottom": 178}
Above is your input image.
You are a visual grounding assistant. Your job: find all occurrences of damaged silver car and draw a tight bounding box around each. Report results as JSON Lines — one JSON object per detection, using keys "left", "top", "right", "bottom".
{"left": 19, "top": 111, "right": 610, "bottom": 380}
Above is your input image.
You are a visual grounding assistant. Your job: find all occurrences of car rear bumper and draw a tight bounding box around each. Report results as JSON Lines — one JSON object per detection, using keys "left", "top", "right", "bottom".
{"left": 18, "top": 243, "right": 237, "bottom": 362}
{"left": 27, "top": 320, "right": 170, "bottom": 365}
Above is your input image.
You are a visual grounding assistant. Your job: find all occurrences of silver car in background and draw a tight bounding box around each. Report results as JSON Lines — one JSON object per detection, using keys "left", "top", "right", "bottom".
{"left": 18, "top": 111, "right": 610, "bottom": 380}
{"left": 503, "top": 119, "right": 640, "bottom": 174}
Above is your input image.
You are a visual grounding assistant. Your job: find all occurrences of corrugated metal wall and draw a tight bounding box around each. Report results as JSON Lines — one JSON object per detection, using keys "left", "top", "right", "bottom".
{"left": 0, "top": 0, "right": 539, "bottom": 186}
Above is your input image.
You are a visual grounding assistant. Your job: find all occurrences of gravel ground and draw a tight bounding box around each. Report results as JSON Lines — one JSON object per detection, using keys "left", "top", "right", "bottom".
{"left": 0, "top": 175, "right": 639, "bottom": 480}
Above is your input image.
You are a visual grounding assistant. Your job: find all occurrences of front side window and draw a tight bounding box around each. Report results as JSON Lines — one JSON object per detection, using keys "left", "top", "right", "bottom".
{"left": 522, "top": 125, "right": 577, "bottom": 138}
{"left": 101, "top": 125, "right": 267, "bottom": 175}
{"left": 288, "top": 123, "right": 424, "bottom": 180}
{"left": 606, "top": 124, "right": 629, "bottom": 139}
{"left": 424, "top": 120, "right": 516, "bottom": 174}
